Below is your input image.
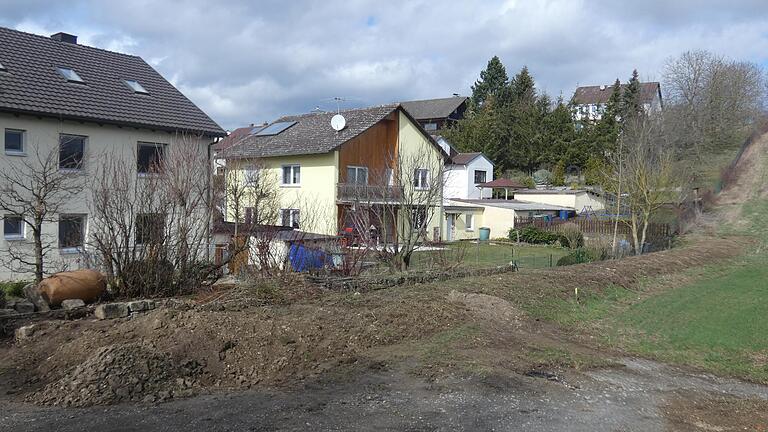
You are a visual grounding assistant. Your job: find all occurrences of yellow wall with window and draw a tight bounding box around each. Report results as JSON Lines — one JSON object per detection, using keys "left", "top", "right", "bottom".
{"left": 226, "top": 151, "right": 338, "bottom": 235}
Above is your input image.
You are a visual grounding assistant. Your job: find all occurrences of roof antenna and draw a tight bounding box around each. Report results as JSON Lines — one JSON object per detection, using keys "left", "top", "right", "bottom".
{"left": 333, "top": 96, "right": 346, "bottom": 113}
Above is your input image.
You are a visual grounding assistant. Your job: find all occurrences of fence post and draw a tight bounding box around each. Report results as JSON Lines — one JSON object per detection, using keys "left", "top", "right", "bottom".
{"left": 549, "top": 254, "right": 553, "bottom": 267}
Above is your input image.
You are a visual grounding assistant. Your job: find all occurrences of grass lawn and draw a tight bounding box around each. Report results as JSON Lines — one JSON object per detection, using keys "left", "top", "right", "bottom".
{"left": 616, "top": 257, "right": 768, "bottom": 381}
{"left": 526, "top": 195, "right": 768, "bottom": 382}
{"left": 409, "top": 242, "right": 569, "bottom": 270}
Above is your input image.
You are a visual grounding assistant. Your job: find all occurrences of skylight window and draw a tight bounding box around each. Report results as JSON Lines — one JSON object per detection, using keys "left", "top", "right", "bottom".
{"left": 0, "top": 62, "right": 6, "bottom": 72}
{"left": 57, "top": 67, "right": 84, "bottom": 83}
{"left": 124, "top": 79, "right": 149, "bottom": 94}
{"left": 254, "top": 121, "right": 297, "bottom": 136}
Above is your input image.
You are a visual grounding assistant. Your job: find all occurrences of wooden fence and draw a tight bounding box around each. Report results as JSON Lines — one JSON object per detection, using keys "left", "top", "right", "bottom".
{"left": 514, "top": 216, "right": 673, "bottom": 239}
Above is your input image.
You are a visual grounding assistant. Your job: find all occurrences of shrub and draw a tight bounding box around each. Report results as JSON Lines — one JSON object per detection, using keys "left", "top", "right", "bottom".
{"left": 509, "top": 226, "right": 565, "bottom": 246}
{"left": 558, "top": 223, "right": 584, "bottom": 249}
{"left": 0, "top": 280, "right": 29, "bottom": 298}
{"left": 0, "top": 288, "right": 5, "bottom": 308}
{"left": 557, "top": 246, "right": 610, "bottom": 266}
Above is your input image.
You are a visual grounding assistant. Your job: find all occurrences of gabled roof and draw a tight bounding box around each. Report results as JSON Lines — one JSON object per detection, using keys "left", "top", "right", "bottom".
{"left": 451, "top": 198, "right": 571, "bottom": 212}
{"left": 450, "top": 152, "right": 495, "bottom": 166}
{"left": 221, "top": 104, "right": 446, "bottom": 159}
{"left": 400, "top": 96, "right": 469, "bottom": 120}
{"left": 571, "top": 82, "right": 661, "bottom": 106}
{"left": 213, "top": 125, "right": 264, "bottom": 152}
{"left": 0, "top": 27, "right": 225, "bottom": 136}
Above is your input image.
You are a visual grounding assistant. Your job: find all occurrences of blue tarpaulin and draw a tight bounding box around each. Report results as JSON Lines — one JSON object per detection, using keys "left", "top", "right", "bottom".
{"left": 288, "top": 243, "right": 330, "bottom": 272}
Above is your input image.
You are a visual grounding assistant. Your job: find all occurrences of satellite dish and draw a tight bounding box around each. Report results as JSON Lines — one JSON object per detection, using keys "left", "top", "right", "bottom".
{"left": 331, "top": 114, "right": 346, "bottom": 131}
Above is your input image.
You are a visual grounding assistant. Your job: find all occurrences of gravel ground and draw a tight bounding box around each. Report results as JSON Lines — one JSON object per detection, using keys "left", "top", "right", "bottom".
{"left": 3, "top": 357, "right": 767, "bottom": 431}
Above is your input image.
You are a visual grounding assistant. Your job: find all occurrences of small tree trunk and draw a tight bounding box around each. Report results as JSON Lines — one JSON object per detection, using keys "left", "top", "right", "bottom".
{"left": 32, "top": 224, "right": 44, "bottom": 283}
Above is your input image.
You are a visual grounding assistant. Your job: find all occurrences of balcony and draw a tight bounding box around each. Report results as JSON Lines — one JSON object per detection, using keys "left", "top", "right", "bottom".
{"left": 336, "top": 183, "right": 403, "bottom": 203}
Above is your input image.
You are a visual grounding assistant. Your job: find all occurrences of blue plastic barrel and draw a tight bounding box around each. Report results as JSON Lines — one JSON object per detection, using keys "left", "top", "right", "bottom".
{"left": 559, "top": 210, "right": 569, "bottom": 220}
{"left": 478, "top": 227, "right": 491, "bottom": 241}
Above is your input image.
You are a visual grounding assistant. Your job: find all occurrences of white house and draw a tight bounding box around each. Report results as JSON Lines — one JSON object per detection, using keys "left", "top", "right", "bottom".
{"left": 0, "top": 28, "right": 225, "bottom": 281}
{"left": 444, "top": 152, "right": 495, "bottom": 200}
{"left": 571, "top": 82, "right": 663, "bottom": 122}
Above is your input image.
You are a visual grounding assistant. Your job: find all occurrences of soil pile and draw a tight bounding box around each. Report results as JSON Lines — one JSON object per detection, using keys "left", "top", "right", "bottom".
{"left": 29, "top": 343, "right": 202, "bottom": 407}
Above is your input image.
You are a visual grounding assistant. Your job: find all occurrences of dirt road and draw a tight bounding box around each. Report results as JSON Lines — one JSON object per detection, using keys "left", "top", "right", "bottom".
{"left": 3, "top": 357, "right": 767, "bottom": 431}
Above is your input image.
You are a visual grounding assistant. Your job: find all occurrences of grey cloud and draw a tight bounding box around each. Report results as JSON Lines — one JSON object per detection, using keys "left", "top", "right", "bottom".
{"left": 1, "top": 0, "right": 767, "bottom": 130}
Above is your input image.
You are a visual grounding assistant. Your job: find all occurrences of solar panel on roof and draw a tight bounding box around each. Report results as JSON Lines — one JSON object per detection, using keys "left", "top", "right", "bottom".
{"left": 250, "top": 126, "right": 264, "bottom": 134}
{"left": 254, "top": 121, "right": 297, "bottom": 136}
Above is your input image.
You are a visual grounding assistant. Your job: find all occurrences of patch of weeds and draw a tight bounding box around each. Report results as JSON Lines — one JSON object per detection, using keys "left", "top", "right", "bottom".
{"left": 524, "top": 346, "right": 615, "bottom": 371}
{"left": 523, "top": 284, "right": 633, "bottom": 327}
{"left": 418, "top": 324, "right": 481, "bottom": 364}
{"left": 0, "top": 280, "right": 29, "bottom": 298}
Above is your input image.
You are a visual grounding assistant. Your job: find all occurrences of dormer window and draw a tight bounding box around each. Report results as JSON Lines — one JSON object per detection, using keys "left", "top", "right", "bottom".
{"left": 124, "top": 79, "right": 149, "bottom": 94}
{"left": 57, "top": 67, "right": 84, "bottom": 83}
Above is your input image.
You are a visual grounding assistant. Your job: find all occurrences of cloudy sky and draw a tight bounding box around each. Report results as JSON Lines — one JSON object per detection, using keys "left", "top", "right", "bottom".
{"left": 2, "top": 0, "right": 767, "bottom": 130}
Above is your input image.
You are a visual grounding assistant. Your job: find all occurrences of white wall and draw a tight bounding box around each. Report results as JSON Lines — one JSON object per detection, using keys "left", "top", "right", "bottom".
{"left": 443, "top": 156, "right": 494, "bottom": 200}
{"left": 0, "top": 113, "right": 214, "bottom": 281}
{"left": 465, "top": 157, "right": 494, "bottom": 199}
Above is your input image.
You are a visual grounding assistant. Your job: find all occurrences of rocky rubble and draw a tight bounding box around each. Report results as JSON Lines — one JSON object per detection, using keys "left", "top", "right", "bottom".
{"left": 28, "top": 343, "right": 204, "bottom": 407}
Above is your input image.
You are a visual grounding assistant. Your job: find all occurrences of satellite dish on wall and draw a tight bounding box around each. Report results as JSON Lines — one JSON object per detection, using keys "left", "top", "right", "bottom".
{"left": 331, "top": 114, "right": 346, "bottom": 131}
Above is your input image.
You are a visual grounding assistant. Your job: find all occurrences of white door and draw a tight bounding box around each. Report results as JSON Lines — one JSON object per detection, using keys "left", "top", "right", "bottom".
{"left": 446, "top": 214, "right": 455, "bottom": 241}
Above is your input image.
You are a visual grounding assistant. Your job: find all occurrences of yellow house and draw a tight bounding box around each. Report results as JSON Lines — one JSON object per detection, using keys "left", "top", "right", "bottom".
{"left": 218, "top": 104, "right": 447, "bottom": 241}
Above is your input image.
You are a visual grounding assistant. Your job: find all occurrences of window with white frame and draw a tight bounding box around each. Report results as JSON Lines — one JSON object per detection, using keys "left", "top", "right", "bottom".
{"left": 473, "top": 170, "right": 487, "bottom": 184}
{"left": 465, "top": 213, "right": 474, "bottom": 231}
{"left": 346, "top": 166, "right": 368, "bottom": 185}
{"left": 4, "top": 128, "right": 25, "bottom": 154}
{"left": 244, "top": 166, "right": 259, "bottom": 185}
{"left": 137, "top": 142, "right": 165, "bottom": 174}
{"left": 423, "top": 122, "right": 438, "bottom": 131}
{"left": 414, "top": 168, "right": 429, "bottom": 189}
{"left": 59, "top": 215, "right": 85, "bottom": 250}
{"left": 281, "top": 165, "right": 301, "bottom": 186}
{"left": 3, "top": 215, "right": 24, "bottom": 239}
{"left": 281, "top": 209, "right": 300, "bottom": 229}
{"left": 136, "top": 213, "right": 165, "bottom": 245}
{"left": 59, "top": 134, "right": 86, "bottom": 170}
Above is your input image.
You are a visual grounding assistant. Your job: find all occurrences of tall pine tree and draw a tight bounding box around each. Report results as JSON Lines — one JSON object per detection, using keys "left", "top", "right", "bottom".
{"left": 470, "top": 56, "right": 508, "bottom": 107}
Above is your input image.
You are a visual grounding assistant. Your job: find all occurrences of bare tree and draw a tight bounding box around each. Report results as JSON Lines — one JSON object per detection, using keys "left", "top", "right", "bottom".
{"left": 604, "top": 115, "right": 678, "bottom": 255}
{"left": 0, "top": 145, "right": 84, "bottom": 282}
{"left": 88, "top": 134, "right": 221, "bottom": 297}
{"left": 664, "top": 50, "right": 765, "bottom": 160}
{"left": 343, "top": 146, "right": 445, "bottom": 272}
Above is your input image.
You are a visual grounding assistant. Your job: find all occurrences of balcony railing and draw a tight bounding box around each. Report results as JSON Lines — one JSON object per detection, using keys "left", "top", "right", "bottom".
{"left": 336, "top": 183, "right": 404, "bottom": 202}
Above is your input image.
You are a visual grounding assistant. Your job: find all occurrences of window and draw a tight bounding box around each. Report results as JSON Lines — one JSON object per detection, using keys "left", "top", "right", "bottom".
{"left": 137, "top": 142, "right": 165, "bottom": 174}
{"left": 0, "top": 62, "right": 6, "bottom": 72}
{"left": 385, "top": 168, "right": 394, "bottom": 186}
{"left": 244, "top": 166, "right": 259, "bottom": 184}
{"left": 59, "top": 215, "right": 85, "bottom": 250}
{"left": 473, "top": 170, "right": 487, "bottom": 184}
{"left": 3, "top": 215, "right": 24, "bottom": 239}
{"left": 414, "top": 168, "right": 429, "bottom": 189}
{"left": 136, "top": 213, "right": 165, "bottom": 245}
{"left": 281, "top": 209, "right": 300, "bottom": 229}
{"left": 4, "top": 129, "right": 25, "bottom": 154}
{"left": 346, "top": 166, "right": 368, "bottom": 185}
{"left": 423, "top": 122, "right": 438, "bottom": 131}
{"left": 57, "top": 67, "right": 84, "bottom": 83}
{"left": 411, "top": 207, "right": 427, "bottom": 230}
{"left": 59, "top": 134, "right": 85, "bottom": 170}
{"left": 124, "top": 79, "right": 149, "bottom": 94}
{"left": 465, "top": 213, "right": 474, "bottom": 231}
{"left": 281, "top": 165, "right": 300, "bottom": 186}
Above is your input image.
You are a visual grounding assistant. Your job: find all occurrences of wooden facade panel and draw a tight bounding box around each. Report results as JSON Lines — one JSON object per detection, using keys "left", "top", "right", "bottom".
{"left": 337, "top": 112, "right": 398, "bottom": 184}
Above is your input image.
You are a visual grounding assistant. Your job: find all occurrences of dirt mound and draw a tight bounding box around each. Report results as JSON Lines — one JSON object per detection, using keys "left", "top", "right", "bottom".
{"left": 28, "top": 343, "right": 203, "bottom": 407}
{"left": 447, "top": 290, "right": 523, "bottom": 325}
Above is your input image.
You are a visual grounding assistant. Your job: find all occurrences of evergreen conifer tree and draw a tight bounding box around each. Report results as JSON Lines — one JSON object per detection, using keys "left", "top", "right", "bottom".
{"left": 470, "top": 56, "right": 509, "bottom": 107}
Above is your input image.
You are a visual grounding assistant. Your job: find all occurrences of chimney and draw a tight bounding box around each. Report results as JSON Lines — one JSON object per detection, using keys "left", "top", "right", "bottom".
{"left": 50, "top": 32, "right": 78, "bottom": 44}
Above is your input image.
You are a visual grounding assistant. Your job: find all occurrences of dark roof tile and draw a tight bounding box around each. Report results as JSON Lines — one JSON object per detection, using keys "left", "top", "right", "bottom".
{"left": 571, "top": 82, "right": 661, "bottom": 106}
{"left": 0, "top": 27, "right": 224, "bottom": 136}
{"left": 401, "top": 96, "right": 468, "bottom": 120}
